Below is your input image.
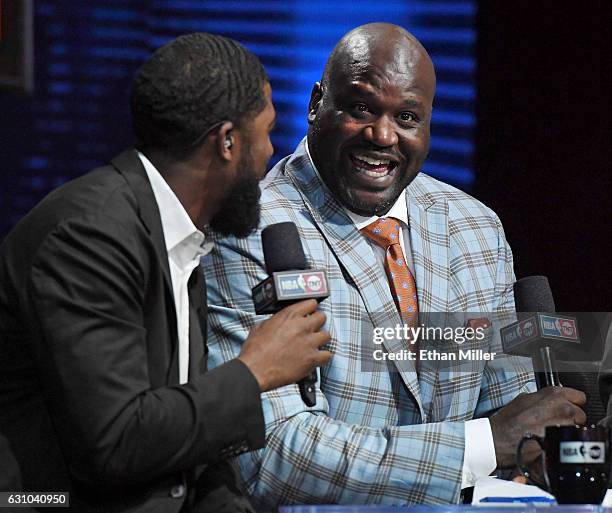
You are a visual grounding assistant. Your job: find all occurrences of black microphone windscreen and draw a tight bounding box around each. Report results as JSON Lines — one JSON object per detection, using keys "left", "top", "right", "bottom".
{"left": 514, "top": 276, "right": 556, "bottom": 312}
{"left": 261, "top": 222, "right": 307, "bottom": 273}
{"left": 559, "top": 361, "right": 606, "bottom": 425}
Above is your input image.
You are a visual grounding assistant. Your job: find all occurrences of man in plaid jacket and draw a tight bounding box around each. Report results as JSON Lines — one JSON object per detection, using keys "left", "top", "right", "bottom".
{"left": 203, "top": 23, "right": 586, "bottom": 507}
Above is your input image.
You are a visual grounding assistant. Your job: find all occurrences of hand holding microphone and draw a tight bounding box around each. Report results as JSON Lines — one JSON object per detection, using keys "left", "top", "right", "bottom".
{"left": 490, "top": 276, "right": 587, "bottom": 468}
{"left": 242, "top": 222, "right": 332, "bottom": 403}
{"left": 238, "top": 298, "right": 331, "bottom": 392}
{"left": 489, "top": 386, "right": 586, "bottom": 468}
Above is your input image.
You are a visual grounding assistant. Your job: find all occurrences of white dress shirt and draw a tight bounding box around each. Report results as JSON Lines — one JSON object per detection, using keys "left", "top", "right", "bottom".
{"left": 304, "top": 141, "right": 496, "bottom": 487}
{"left": 138, "top": 152, "right": 213, "bottom": 385}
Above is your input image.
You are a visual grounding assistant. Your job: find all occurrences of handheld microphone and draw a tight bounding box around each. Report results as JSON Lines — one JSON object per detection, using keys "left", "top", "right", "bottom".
{"left": 252, "top": 222, "right": 329, "bottom": 406}
{"left": 501, "top": 276, "right": 581, "bottom": 389}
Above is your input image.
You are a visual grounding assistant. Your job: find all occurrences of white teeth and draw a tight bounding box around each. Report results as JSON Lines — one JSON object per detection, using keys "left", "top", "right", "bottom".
{"left": 352, "top": 154, "right": 392, "bottom": 177}
{"left": 363, "top": 169, "right": 389, "bottom": 178}
{"left": 353, "top": 154, "right": 391, "bottom": 166}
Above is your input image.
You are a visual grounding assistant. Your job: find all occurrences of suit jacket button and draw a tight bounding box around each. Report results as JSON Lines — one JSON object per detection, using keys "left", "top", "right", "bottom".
{"left": 170, "top": 484, "right": 185, "bottom": 498}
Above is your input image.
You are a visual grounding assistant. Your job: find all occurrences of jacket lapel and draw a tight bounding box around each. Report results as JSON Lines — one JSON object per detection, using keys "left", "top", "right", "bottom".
{"left": 405, "top": 180, "right": 450, "bottom": 314}
{"left": 284, "top": 140, "right": 423, "bottom": 413}
{"left": 110, "top": 150, "right": 179, "bottom": 383}
{"left": 405, "top": 179, "right": 451, "bottom": 418}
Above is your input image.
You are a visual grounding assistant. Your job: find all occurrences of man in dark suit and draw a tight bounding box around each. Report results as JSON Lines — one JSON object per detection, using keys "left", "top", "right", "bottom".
{"left": 0, "top": 33, "right": 331, "bottom": 512}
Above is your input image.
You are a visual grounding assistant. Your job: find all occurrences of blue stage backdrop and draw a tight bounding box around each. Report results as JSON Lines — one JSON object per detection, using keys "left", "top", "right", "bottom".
{"left": 0, "top": 0, "right": 475, "bottom": 238}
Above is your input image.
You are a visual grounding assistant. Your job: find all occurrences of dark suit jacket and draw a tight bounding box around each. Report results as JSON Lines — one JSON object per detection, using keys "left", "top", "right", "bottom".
{"left": 0, "top": 150, "right": 265, "bottom": 512}
{"left": 597, "top": 315, "right": 612, "bottom": 407}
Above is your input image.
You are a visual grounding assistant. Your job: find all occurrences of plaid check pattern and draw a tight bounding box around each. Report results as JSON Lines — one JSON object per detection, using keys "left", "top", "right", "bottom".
{"left": 362, "top": 217, "right": 419, "bottom": 324}
{"left": 203, "top": 138, "right": 534, "bottom": 507}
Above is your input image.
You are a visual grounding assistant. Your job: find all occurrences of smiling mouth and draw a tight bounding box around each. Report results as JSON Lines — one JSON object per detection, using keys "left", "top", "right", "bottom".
{"left": 349, "top": 153, "right": 398, "bottom": 178}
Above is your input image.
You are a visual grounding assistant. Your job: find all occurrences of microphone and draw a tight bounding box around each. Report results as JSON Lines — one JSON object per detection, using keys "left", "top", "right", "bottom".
{"left": 501, "top": 276, "right": 581, "bottom": 389}
{"left": 252, "top": 222, "right": 329, "bottom": 406}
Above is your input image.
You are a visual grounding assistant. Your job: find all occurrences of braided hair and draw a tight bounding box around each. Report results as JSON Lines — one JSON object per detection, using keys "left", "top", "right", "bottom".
{"left": 130, "top": 32, "right": 268, "bottom": 159}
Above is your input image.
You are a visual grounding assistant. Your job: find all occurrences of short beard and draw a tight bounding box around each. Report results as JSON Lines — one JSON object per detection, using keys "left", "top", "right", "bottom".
{"left": 309, "top": 132, "right": 406, "bottom": 217}
{"left": 338, "top": 186, "right": 395, "bottom": 216}
{"left": 209, "top": 155, "right": 261, "bottom": 238}
{"left": 321, "top": 164, "right": 406, "bottom": 217}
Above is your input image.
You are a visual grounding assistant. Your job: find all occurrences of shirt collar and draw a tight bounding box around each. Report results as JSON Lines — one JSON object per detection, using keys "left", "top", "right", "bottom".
{"left": 304, "top": 140, "right": 409, "bottom": 230}
{"left": 138, "top": 151, "right": 211, "bottom": 258}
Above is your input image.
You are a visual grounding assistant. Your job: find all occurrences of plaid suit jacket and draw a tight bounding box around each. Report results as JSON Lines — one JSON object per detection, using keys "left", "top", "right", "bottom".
{"left": 203, "top": 139, "right": 534, "bottom": 507}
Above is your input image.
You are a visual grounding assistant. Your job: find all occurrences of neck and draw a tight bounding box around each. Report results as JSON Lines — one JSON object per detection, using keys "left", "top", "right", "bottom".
{"left": 143, "top": 149, "right": 221, "bottom": 230}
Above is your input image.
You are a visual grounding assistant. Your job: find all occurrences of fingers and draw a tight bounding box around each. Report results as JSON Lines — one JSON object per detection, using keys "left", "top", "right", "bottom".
{"left": 537, "top": 386, "right": 586, "bottom": 405}
{"left": 309, "top": 330, "right": 331, "bottom": 348}
{"left": 555, "top": 401, "right": 587, "bottom": 426}
{"left": 572, "top": 406, "right": 587, "bottom": 426}
{"left": 314, "top": 349, "right": 332, "bottom": 366}
{"left": 548, "top": 407, "right": 585, "bottom": 427}
{"left": 284, "top": 298, "right": 318, "bottom": 317}
{"left": 555, "top": 386, "right": 587, "bottom": 406}
{"left": 274, "top": 301, "right": 327, "bottom": 331}
{"left": 536, "top": 387, "right": 587, "bottom": 426}
{"left": 304, "top": 310, "right": 327, "bottom": 331}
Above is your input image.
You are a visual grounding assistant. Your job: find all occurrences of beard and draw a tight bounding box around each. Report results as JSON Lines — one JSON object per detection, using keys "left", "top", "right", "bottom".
{"left": 209, "top": 153, "right": 262, "bottom": 238}
{"left": 331, "top": 176, "right": 399, "bottom": 217}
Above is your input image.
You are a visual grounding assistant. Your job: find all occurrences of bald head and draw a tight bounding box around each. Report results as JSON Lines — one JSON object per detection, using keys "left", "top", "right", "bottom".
{"left": 321, "top": 23, "right": 435, "bottom": 94}
{"left": 307, "top": 23, "right": 437, "bottom": 216}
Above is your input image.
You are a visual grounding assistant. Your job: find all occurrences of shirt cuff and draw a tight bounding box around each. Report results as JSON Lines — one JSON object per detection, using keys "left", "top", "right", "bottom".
{"left": 461, "top": 418, "right": 497, "bottom": 489}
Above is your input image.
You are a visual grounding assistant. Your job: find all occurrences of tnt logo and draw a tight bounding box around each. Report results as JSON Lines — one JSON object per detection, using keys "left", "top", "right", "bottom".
{"left": 557, "top": 319, "right": 576, "bottom": 338}
{"left": 581, "top": 444, "right": 602, "bottom": 460}
{"left": 301, "top": 273, "right": 323, "bottom": 293}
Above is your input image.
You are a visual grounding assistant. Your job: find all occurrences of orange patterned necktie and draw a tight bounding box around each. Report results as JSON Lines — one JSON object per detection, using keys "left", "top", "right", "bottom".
{"left": 361, "top": 217, "right": 419, "bottom": 325}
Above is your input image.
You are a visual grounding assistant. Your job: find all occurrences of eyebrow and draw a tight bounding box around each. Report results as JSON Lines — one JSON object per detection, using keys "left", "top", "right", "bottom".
{"left": 346, "top": 82, "right": 425, "bottom": 109}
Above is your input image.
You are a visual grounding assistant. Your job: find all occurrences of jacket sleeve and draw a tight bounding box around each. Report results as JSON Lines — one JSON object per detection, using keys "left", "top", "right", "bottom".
{"left": 24, "top": 214, "right": 264, "bottom": 486}
{"left": 474, "top": 212, "right": 535, "bottom": 418}
{"left": 204, "top": 235, "right": 466, "bottom": 507}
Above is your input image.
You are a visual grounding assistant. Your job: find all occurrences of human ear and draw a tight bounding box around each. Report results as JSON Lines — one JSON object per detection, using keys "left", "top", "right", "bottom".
{"left": 307, "top": 82, "right": 323, "bottom": 125}
{"left": 216, "top": 121, "right": 235, "bottom": 161}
